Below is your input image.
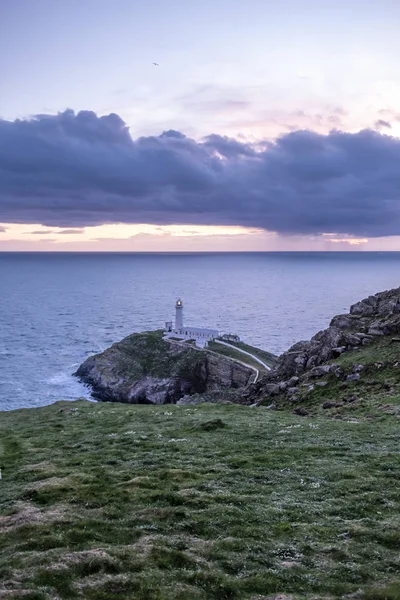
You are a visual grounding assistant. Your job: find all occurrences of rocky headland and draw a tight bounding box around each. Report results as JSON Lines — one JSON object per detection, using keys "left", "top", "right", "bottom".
{"left": 76, "top": 330, "right": 254, "bottom": 404}
{"left": 246, "top": 286, "right": 400, "bottom": 410}
{"left": 76, "top": 286, "right": 400, "bottom": 411}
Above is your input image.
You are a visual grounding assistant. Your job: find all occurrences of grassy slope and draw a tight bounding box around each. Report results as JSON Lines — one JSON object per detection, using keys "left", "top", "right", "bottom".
{"left": 272, "top": 335, "right": 400, "bottom": 419}
{"left": 216, "top": 340, "right": 277, "bottom": 369}
{"left": 110, "top": 330, "right": 203, "bottom": 379}
{"left": 207, "top": 342, "right": 264, "bottom": 375}
{"left": 1, "top": 401, "right": 399, "bottom": 600}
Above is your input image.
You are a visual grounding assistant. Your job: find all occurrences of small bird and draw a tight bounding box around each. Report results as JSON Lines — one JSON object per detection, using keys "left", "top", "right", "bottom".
{"left": 152, "top": 62, "right": 159, "bottom": 66}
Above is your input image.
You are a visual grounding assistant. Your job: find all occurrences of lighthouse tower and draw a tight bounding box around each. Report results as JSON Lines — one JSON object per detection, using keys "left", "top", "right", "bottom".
{"left": 175, "top": 298, "right": 183, "bottom": 330}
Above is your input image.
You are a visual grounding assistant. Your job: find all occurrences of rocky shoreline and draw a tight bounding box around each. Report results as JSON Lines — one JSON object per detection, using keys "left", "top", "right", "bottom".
{"left": 75, "top": 330, "right": 254, "bottom": 404}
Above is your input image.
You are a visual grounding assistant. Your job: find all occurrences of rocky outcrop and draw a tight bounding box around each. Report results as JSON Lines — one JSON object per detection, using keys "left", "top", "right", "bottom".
{"left": 246, "top": 286, "right": 400, "bottom": 404}
{"left": 75, "top": 331, "right": 254, "bottom": 404}
{"left": 274, "top": 287, "right": 400, "bottom": 380}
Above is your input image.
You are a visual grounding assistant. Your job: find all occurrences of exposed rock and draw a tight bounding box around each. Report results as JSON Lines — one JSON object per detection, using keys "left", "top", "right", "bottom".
{"left": 287, "top": 376, "right": 300, "bottom": 387}
{"left": 323, "top": 401, "right": 343, "bottom": 409}
{"left": 332, "top": 346, "right": 346, "bottom": 356}
{"left": 346, "top": 373, "right": 361, "bottom": 382}
{"left": 351, "top": 302, "right": 374, "bottom": 316}
{"left": 368, "top": 327, "right": 384, "bottom": 336}
{"left": 293, "top": 407, "right": 309, "bottom": 416}
{"left": 315, "top": 381, "right": 328, "bottom": 387}
{"left": 264, "top": 383, "right": 281, "bottom": 396}
{"left": 330, "top": 314, "right": 356, "bottom": 330}
{"left": 246, "top": 286, "right": 400, "bottom": 405}
{"left": 76, "top": 331, "right": 254, "bottom": 404}
{"left": 309, "top": 365, "right": 331, "bottom": 378}
{"left": 329, "top": 364, "right": 343, "bottom": 377}
{"left": 273, "top": 287, "right": 400, "bottom": 382}
{"left": 287, "top": 386, "right": 300, "bottom": 395}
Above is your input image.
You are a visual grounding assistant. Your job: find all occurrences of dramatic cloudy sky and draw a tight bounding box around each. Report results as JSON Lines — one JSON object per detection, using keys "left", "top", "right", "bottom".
{"left": 1, "top": 0, "right": 400, "bottom": 251}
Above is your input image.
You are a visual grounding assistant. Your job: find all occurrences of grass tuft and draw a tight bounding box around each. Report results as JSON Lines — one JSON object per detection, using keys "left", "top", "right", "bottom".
{"left": 195, "top": 419, "right": 227, "bottom": 431}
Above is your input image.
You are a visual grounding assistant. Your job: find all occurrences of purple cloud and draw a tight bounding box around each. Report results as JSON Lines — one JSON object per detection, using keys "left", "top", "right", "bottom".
{"left": 25, "top": 230, "right": 55, "bottom": 234}
{"left": 1, "top": 109, "right": 400, "bottom": 237}
{"left": 375, "top": 119, "right": 392, "bottom": 130}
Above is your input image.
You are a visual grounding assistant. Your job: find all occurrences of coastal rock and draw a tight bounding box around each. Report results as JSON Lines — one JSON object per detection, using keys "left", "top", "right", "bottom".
{"left": 309, "top": 365, "right": 331, "bottom": 378}
{"left": 76, "top": 331, "right": 254, "bottom": 404}
{"left": 346, "top": 373, "right": 361, "bottom": 382}
{"left": 287, "top": 386, "right": 300, "bottom": 395}
{"left": 264, "top": 383, "right": 281, "bottom": 396}
{"left": 246, "top": 286, "right": 400, "bottom": 404}
{"left": 273, "top": 287, "right": 400, "bottom": 381}
{"left": 332, "top": 346, "right": 346, "bottom": 356}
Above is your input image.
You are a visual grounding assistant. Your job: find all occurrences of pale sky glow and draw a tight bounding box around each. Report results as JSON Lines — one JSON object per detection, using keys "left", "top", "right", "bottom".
{"left": 1, "top": 0, "right": 400, "bottom": 251}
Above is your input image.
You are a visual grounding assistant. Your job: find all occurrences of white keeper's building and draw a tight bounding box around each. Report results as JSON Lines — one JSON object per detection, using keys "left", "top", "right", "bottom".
{"left": 164, "top": 298, "right": 219, "bottom": 348}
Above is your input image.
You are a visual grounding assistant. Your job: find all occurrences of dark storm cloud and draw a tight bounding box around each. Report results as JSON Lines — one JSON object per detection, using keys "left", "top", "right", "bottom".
{"left": 1, "top": 109, "right": 400, "bottom": 237}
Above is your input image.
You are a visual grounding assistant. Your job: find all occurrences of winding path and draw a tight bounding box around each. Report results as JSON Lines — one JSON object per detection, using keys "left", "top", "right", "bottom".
{"left": 213, "top": 340, "right": 271, "bottom": 383}
{"left": 164, "top": 336, "right": 270, "bottom": 385}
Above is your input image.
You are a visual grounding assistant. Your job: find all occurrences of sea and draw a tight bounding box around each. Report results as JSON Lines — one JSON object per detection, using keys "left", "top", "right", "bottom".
{"left": 1, "top": 252, "right": 399, "bottom": 412}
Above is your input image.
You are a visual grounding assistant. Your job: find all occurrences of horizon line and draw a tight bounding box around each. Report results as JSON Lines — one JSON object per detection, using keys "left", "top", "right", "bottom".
{"left": 1, "top": 250, "right": 399, "bottom": 255}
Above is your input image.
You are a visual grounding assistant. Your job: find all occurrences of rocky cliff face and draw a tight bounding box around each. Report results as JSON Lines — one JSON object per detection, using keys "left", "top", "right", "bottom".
{"left": 75, "top": 331, "right": 254, "bottom": 404}
{"left": 246, "top": 287, "right": 400, "bottom": 404}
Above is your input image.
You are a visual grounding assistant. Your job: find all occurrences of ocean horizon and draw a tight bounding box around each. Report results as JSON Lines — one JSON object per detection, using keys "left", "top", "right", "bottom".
{"left": 1, "top": 251, "right": 399, "bottom": 411}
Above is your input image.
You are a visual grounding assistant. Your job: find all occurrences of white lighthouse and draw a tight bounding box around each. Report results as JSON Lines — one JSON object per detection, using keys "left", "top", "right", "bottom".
{"left": 175, "top": 298, "right": 183, "bottom": 330}
{"left": 165, "top": 298, "right": 219, "bottom": 348}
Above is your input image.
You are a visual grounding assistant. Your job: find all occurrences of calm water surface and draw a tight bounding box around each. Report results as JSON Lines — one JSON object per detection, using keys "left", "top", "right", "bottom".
{"left": 1, "top": 252, "right": 399, "bottom": 411}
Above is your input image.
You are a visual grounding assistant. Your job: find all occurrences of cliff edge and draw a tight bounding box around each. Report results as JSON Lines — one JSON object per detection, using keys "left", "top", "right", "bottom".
{"left": 75, "top": 330, "right": 254, "bottom": 404}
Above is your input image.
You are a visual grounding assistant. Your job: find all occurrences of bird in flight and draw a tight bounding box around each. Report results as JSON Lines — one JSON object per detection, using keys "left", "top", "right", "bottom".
{"left": 152, "top": 62, "right": 159, "bottom": 66}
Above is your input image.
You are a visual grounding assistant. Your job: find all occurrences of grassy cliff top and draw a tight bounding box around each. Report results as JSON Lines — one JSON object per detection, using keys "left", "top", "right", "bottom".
{"left": 0, "top": 400, "right": 399, "bottom": 599}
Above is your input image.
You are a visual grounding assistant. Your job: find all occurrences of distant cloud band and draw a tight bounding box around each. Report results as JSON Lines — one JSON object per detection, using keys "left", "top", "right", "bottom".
{"left": 1, "top": 109, "right": 400, "bottom": 237}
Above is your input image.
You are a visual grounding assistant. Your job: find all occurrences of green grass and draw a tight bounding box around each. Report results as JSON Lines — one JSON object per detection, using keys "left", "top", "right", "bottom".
{"left": 1, "top": 400, "right": 399, "bottom": 599}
